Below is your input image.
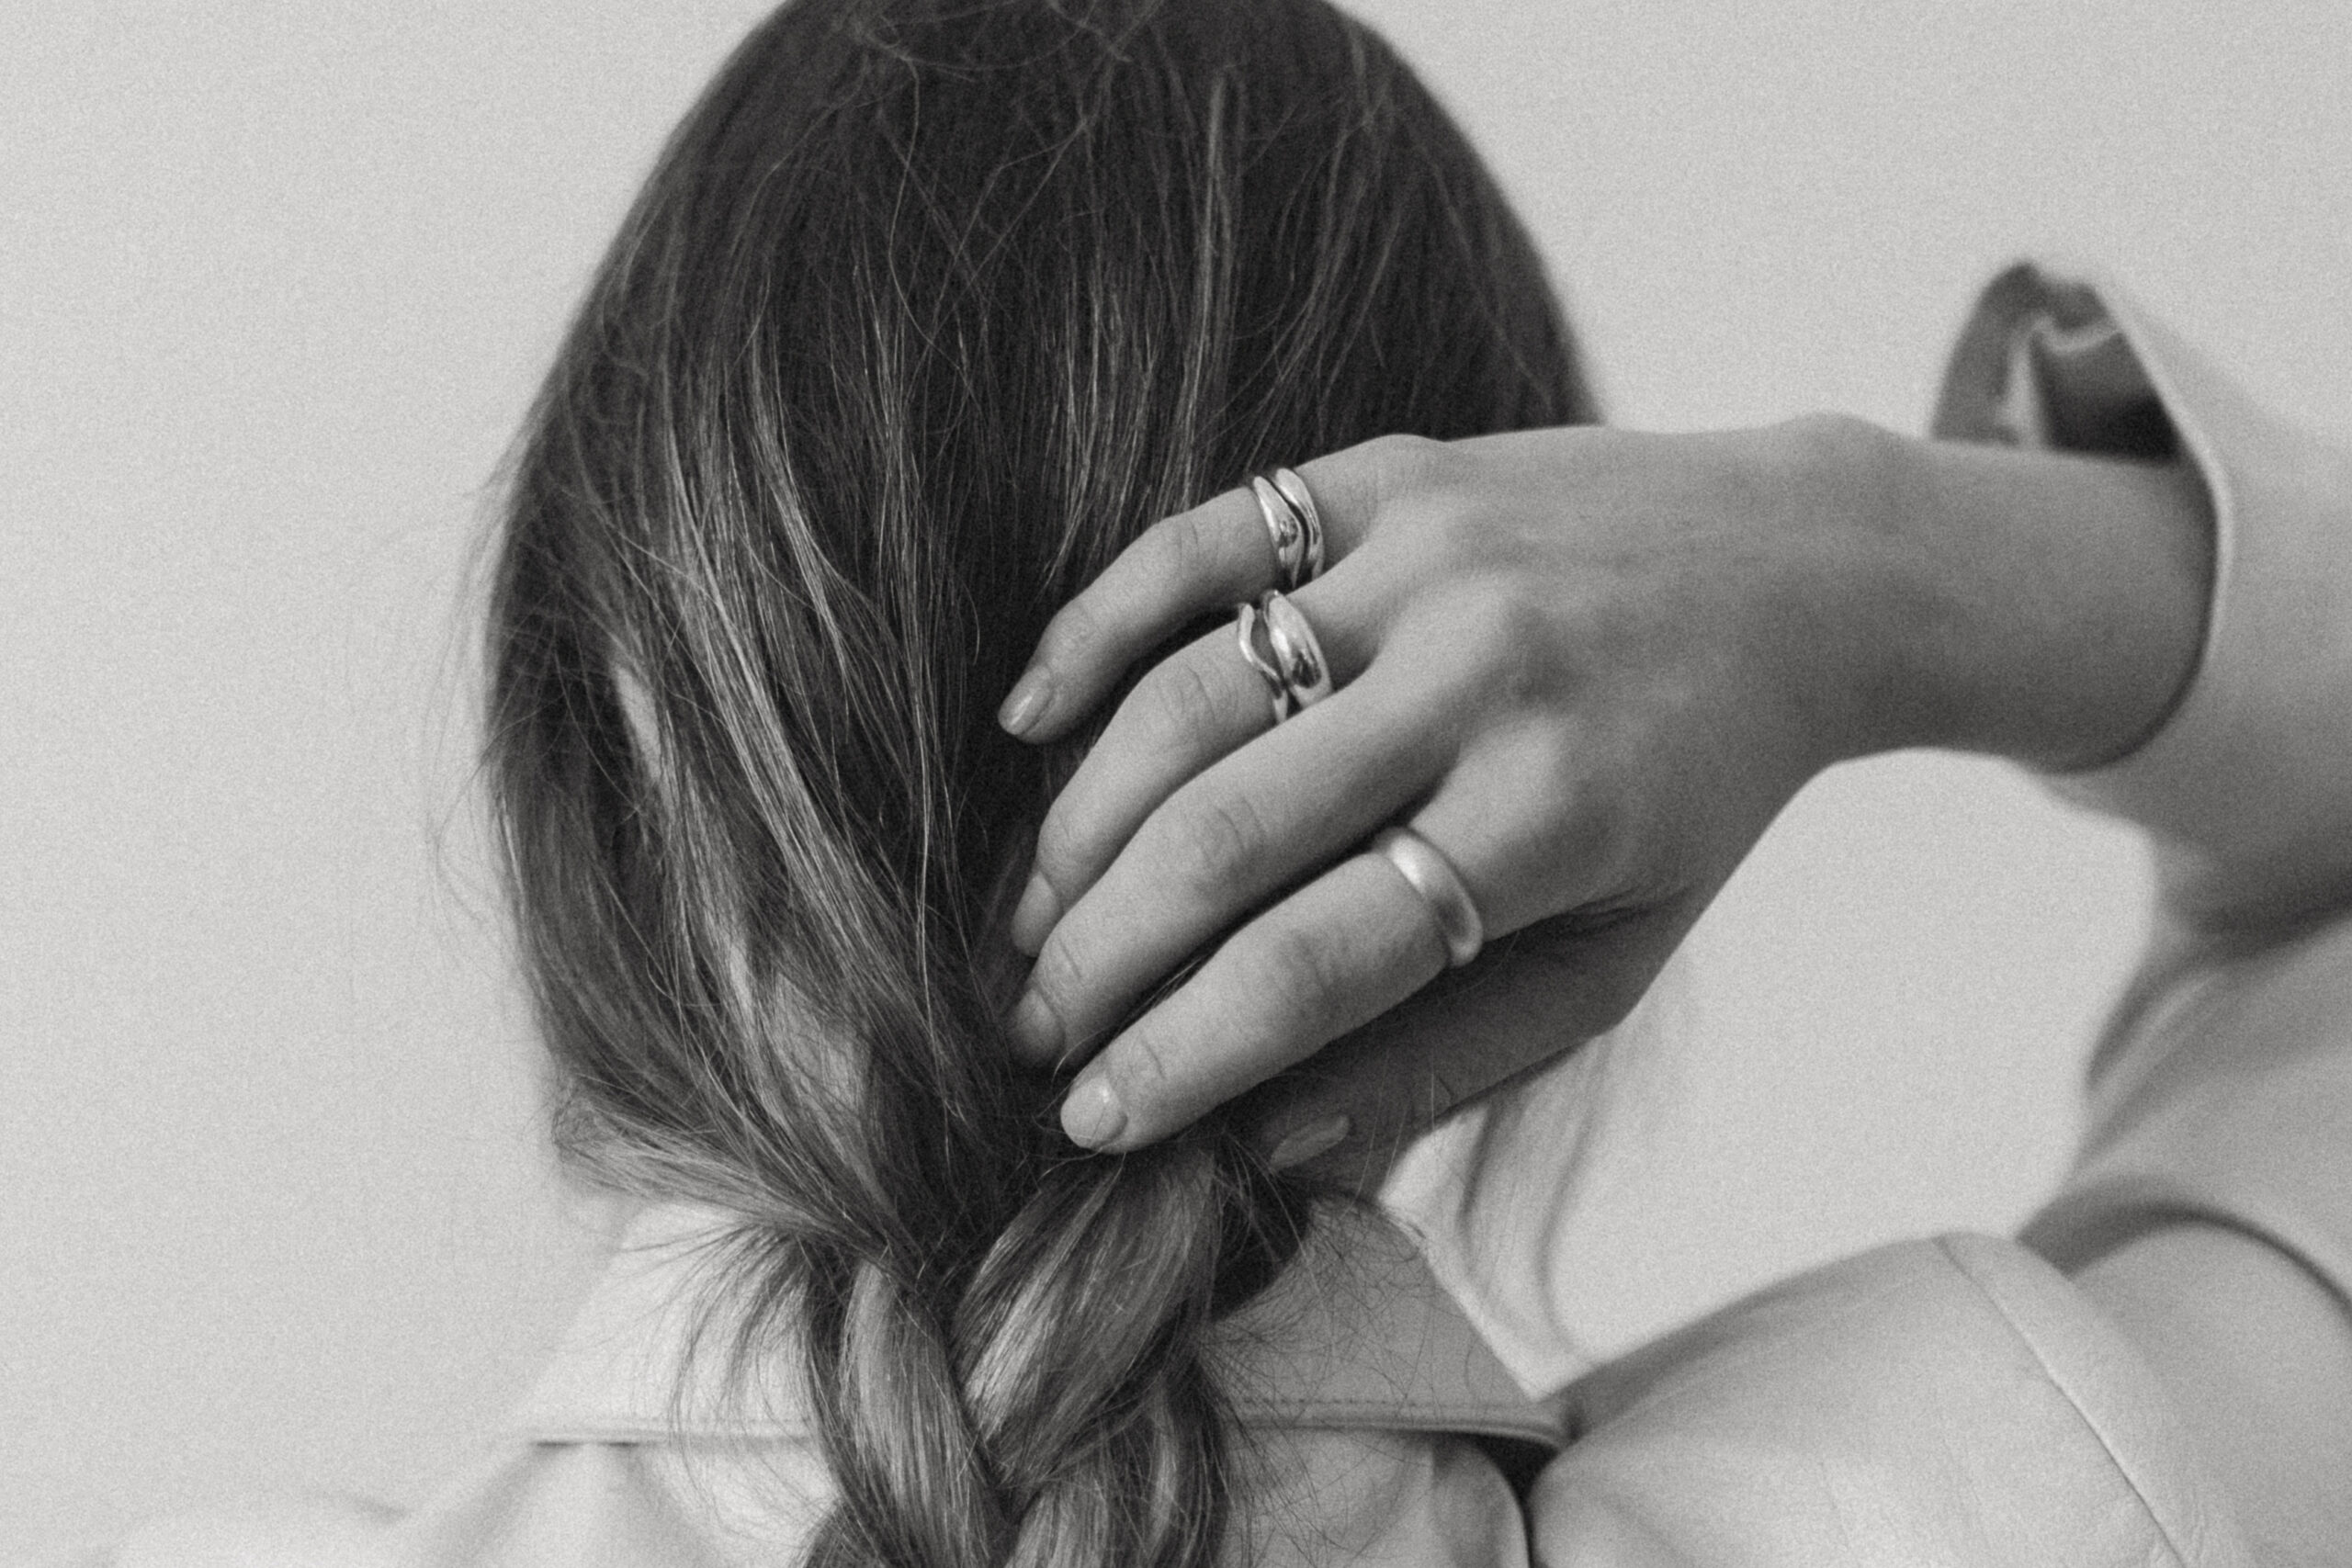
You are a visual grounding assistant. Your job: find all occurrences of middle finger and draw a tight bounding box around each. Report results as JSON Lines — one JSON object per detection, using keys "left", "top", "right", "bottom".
{"left": 1012, "top": 576, "right": 1378, "bottom": 954}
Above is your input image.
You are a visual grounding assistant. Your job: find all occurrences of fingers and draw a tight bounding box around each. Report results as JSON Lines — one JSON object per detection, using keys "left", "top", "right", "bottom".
{"left": 1010, "top": 621, "right": 1268, "bottom": 952}
{"left": 1055, "top": 851, "right": 1453, "bottom": 1152}
{"left": 999, "top": 487, "right": 1281, "bottom": 741}
{"left": 1008, "top": 661, "right": 1448, "bottom": 1070}
{"left": 1011, "top": 580, "right": 1377, "bottom": 954}
{"left": 1045, "top": 733, "right": 1674, "bottom": 1157}
{"left": 999, "top": 446, "right": 1396, "bottom": 741}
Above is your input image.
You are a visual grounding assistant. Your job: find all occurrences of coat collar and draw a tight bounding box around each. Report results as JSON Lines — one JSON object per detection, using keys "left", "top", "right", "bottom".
{"left": 507, "top": 1201, "right": 1570, "bottom": 1449}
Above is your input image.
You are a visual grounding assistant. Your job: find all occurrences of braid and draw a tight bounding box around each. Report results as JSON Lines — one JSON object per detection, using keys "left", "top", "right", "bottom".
{"left": 793, "top": 1145, "right": 1288, "bottom": 1568}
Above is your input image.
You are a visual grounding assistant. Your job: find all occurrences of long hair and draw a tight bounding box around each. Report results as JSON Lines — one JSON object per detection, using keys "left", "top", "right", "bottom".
{"left": 486, "top": 0, "right": 1591, "bottom": 1562}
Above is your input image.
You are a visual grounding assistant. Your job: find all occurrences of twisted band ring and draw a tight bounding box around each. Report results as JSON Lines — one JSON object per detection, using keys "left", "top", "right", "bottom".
{"left": 1250, "top": 468, "right": 1327, "bottom": 592}
{"left": 1235, "top": 589, "right": 1333, "bottom": 724}
{"left": 1372, "top": 826, "right": 1485, "bottom": 967}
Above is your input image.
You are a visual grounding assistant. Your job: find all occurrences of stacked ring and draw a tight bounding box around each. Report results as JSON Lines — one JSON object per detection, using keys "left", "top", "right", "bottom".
{"left": 1270, "top": 468, "right": 1326, "bottom": 581}
{"left": 1235, "top": 590, "right": 1333, "bottom": 724}
{"left": 1250, "top": 468, "right": 1327, "bottom": 591}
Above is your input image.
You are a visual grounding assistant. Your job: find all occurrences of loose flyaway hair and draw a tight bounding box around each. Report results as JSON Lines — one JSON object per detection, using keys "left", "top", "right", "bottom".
{"left": 486, "top": 0, "right": 1589, "bottom": 1562}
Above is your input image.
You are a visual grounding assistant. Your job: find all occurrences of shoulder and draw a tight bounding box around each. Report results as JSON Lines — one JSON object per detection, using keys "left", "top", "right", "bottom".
{"left": 1529, "top": 1234, "right": 2255, "bottom": 1567}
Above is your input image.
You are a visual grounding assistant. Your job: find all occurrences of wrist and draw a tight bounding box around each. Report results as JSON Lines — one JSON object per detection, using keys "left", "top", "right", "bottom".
{"left": 1758, "top": 412, "right": 1955, "bottom": 767}
{"left": 1898, "top": 436, "right": 2211, "bottom": 771}
{"left": 1797, "top": 418, "right": 2211, "bottom": 771}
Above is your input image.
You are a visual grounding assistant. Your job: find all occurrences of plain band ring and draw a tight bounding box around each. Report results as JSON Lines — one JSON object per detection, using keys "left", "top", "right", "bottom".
{"left": 1373, "top": 826, "right": 1485, "bottom": 967}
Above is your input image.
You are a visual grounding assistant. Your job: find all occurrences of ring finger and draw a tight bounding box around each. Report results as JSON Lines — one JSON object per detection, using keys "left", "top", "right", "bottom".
{"left": 1009, "top": 657, "right": 1450, "bottom": 1069}
{"left": 1012, "top": 575, "right": 1376, "bottom": 954}
{"left": 1052, "top": 802, "right": 1502, "bottom": 1153}
{"left": 1000, "top": 458, "right": 1370, "bottom": 741}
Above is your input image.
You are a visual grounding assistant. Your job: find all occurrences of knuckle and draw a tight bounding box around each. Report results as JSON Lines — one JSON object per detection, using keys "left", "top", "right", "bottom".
{"left": 1136, "top": 654, "right": 1227, "bottom": 742}
{"left": 1104, "top": 1025, "right": 1180, "bottom": 1105}
{"left": 1471, "top": 581, "right": 1555, "bottom": 649}
{"left": 1363, "top": 431, "right": 1448, "bottom": 486}
{"left": 1244, "top": 920, "right": 1351, "bottom": 1038}
{"left": 1159, "top": 509, "right": 1225, "bottom": 582}
{"left": 1344, "top": 433, "right": 1450, "bottom": 526}
{"left": 1156, "top": 785, "right": 1269, "bottom": 900}
{"left": 1028, "top": 802, "right": 1080, "bottom": 891}
{"left": 1026, "top": 930, "right": 1089, "bottom": 1012}
{"left": 1035, "top": 595, "right": 1108, "bottom": 671}
{"left": 1478, "top": 584, "right": 1572, "bottom": 697}
{"left": 1519, "top": 720, "right": 1589, "bottom": 803}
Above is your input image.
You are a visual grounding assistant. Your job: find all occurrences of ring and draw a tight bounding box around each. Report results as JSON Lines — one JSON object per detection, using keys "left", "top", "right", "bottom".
{"left": 1234, "top": 590, "right": 1333, "bottom": 723}
{"left": 1258, "top": 591, "right": 1332, "bottom": 710}
{"left": 1372, "top": 826, "right": 1485, "bottom": 967}
{"left": 1250, "top": 468, "right": 1326, "bottom": 591}
{"left": 1235, "top": 599, "right": 1291, "bottom": 721}
{"left": 1270, "top": 468, "right": 1326, "bottom": 583}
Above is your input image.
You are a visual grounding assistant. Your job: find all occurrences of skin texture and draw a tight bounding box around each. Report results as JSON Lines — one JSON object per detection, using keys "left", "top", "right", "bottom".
{"left": 1001, "top": 416, "right": 2211, "bottom": 1179}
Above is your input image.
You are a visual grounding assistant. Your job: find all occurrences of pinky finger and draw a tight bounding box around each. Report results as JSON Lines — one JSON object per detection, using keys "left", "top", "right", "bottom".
{"left": 1057, "top": 851, "right": 1450, "bottom": 1153}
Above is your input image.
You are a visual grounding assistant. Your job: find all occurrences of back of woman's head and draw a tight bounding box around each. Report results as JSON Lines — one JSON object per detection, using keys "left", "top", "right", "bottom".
{"left": 488, "top": 0, "right": 1589, "bottom": 1562}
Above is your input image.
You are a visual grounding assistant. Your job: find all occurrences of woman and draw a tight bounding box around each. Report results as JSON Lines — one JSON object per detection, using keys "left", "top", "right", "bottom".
{"left": 476, "top": 0, "right": 1590, "bottom": 1563}
{"left": 73, "top": 0, "right": 2343, "bottom": 1563}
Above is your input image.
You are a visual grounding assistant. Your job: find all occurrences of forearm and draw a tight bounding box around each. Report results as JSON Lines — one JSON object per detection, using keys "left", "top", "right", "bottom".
{"left": 1927, "top": 263, "right": 2352, "bottom": 934}
{"left": 1833, "top": 426, "right": 2213, "bottom": 774}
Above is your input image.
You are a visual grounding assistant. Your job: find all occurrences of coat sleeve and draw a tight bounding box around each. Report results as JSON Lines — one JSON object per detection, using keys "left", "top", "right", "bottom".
{"left": 1934, "top": 263, "right": 2352, "bottom": 1321}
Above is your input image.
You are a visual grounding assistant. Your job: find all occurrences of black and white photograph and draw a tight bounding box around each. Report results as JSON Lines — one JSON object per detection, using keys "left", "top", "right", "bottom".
{"left": 9, "top": 2, "right": 2351, "bottom": 1562}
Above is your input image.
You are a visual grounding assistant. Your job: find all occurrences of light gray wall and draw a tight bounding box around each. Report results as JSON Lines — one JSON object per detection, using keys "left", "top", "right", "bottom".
{"left": 8, "top": 1, "right": 2349, "bottom": 1556}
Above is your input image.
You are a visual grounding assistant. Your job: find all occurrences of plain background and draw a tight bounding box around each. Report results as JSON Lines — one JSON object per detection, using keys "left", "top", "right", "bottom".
{"left": 8, "top": 0, "right": 2351, "bottom": 1555}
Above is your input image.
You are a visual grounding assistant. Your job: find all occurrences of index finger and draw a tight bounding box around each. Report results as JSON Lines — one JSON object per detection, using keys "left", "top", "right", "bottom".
{"left": 997, "top": 451, "right": 1381, "bottom": 741}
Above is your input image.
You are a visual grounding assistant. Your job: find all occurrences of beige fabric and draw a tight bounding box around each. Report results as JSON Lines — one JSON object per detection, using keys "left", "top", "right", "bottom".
{"left": 503, "top": 1204, "right": 1565, "bottom": 1448}
{"left": 1532, "top": 1235, "right": 2249, "bottom": 1567}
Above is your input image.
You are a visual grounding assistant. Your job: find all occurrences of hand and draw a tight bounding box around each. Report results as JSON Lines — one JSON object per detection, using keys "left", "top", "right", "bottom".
{"left": 997, "top": 417, "right": 1907, "bottom": 1162}
{"left": 998, "top": 418, "right": 2206, "bottom": 1173}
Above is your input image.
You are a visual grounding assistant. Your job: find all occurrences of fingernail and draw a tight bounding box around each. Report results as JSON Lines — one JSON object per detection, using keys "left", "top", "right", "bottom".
{"left": 1010, "top": 987, "right": 1064, "bottom": 1064}
{"left": 1010, "top": 874, "right": 1060, "bottom": 955}
{"left": 1061, "top": 1076, "right": 1126, "bottom": 1148}
{"left": 1268, "top": 1113, "right": 1351, "bottom": 1171}
{"left": 999, "top": 669, "right": 1052, "bottom": 736}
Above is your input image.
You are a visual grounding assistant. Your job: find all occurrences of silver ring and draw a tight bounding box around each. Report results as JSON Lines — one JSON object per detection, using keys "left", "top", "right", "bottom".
{"left": 1257, "top": 591, "right": 1332, "bottom": 711}
{"left": 1270, "top": 468, "right": 1327, "bottom": 584}
{"left": 1250, "top": 469, "right": 1325, "bottom": 592}
{"left": 1373, "top": 826, "right": 1485, "bottom": 967}
{"left": 1234, "top": 599, "right": 1294, "bottom": 723}
{"left": 1234, "top": 590, "right": 1333, "bottom": 724}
